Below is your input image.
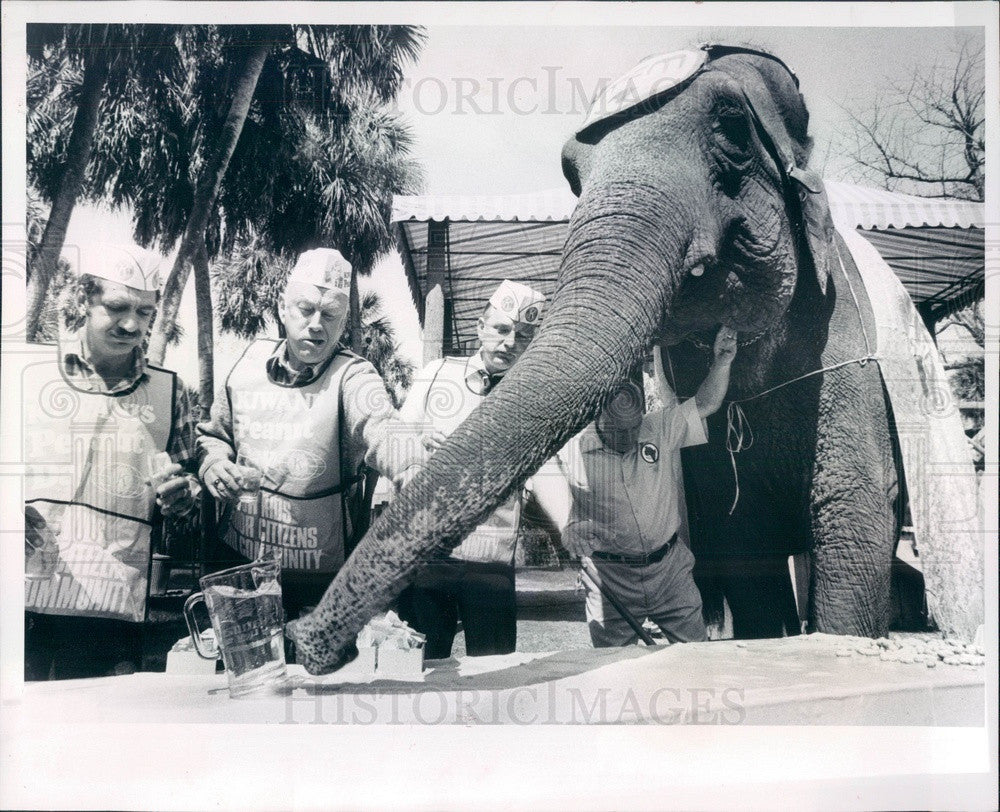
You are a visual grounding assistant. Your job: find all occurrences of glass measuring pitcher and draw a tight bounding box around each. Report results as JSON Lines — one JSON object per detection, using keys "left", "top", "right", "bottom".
{"left": 183, "top": 559, "right": 286, "bottom": 697}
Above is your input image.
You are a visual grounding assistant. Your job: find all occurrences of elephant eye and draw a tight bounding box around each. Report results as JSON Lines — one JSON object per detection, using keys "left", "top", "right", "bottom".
{"left": 709, "top": 103, "right": 754, "bottom": 196}
{"left": 712, "top": 105, "right": 752, "bottom": 154}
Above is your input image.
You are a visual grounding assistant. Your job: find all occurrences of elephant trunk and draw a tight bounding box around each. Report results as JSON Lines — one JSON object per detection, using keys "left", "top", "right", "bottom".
{"left": 286, "top": 182, "right": 696, "bottom": 673}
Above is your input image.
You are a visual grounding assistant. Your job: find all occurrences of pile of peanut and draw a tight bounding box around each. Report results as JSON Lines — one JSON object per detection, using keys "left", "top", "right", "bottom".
{"left": 835, "top": 632, "right": 985, "bottom": 667}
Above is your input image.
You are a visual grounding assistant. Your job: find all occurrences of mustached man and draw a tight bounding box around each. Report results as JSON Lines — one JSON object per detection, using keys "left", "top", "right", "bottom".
{"left": 24, "top": 245, "right": 199, "bottom": 679}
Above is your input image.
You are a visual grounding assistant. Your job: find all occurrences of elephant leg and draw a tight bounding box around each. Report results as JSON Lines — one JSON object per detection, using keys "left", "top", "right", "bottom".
{"left": 810, "top": 526, "right": 893, "bottom": 637}
{"left": 693, "top": 560, "right": 727, "bottom": 631}
{"left": 809, "top": 387, "right": 897, "bottom": 637}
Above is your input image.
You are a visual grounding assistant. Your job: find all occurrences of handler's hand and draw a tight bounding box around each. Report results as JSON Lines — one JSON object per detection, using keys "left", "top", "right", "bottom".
{"left": 202, "top": 459, "right": 244, "bottom": 502}
{"left": 421, "top": 430, "right": 449, "bottom": 454}
{"left": 152, "top": 463, "right": 196, "bottom": 516}
{"left": 561, "top": 520, "right": 600, "bottom": 559}
{"left": 713, "top": 326, "right": 738, "bottom": 365}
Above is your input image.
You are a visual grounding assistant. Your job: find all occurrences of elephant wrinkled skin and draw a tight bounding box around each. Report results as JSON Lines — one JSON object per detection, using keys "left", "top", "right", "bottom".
{"left": 288, "top": 46, "right": 906, "bottom": 673}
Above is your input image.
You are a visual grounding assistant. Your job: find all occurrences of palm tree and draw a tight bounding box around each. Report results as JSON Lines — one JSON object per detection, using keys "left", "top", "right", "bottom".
{"left": 25, "top": 23, "right": 179, "bottom": 341}
{"left": 25, "top": 187, "right": 75, "bottom": 342}
{"left": 212, "top": 229, "right": 291, "bottom": 341}
{"left": 208, "top": 98, "right": 421, "bottom": 400}
{"left": 201, "top": 26, "right": 425, "bottom": 356}
{"left": 141, "top": 25, "right": 425, "bottom": 353}
{"left": 91, "top": 24, "right": 423, "bottom": 412}
{"left": 27, "top": 23, "right": 424, "bottom": 412}
{"left": 226, "top": 102, "right": 421, "bottom": 351}
{"left": 25, "top": 24, "right": 110, "bottom": 340}
{"left": 144, "top": 25, "right": 276, "bottom": 378}
{"left": 358, "top": 290, "right": 414, "bottom": 408}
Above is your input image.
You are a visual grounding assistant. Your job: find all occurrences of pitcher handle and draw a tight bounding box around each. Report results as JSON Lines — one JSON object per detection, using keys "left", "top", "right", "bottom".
{"left": 183, "top": 592, "right": 219, "bottom": 660}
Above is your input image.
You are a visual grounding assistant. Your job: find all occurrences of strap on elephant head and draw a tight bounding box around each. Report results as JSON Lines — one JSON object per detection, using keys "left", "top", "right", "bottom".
{"left": 578, "top": 43, "right": 831, "bottom": 291}
{"left": 577, "top": 43, "right": 798, "bottom": 135}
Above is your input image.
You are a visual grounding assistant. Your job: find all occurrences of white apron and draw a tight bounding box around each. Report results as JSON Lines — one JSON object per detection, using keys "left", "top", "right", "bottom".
{"left": 23, "top": 346, "right": 174, "bottom": 622}
{"left": 223, "top": 340, "right": 364, "bottom": 574}
{"left": 419, "top": 357, "right": 520, "bottom": 564}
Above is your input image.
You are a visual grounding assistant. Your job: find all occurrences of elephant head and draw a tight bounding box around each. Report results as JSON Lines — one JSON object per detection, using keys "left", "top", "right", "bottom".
{"left": 287, "top": 45, "right": 838, "bottom": 672}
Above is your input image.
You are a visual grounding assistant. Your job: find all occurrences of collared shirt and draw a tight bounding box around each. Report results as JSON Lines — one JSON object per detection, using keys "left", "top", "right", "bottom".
{"left": 264, "top": 341, "right": 338, "bottom": 387}
{"left": 555, "top": 399, "right": 707, "bottom": 558}
{"left": 462, "top": 352, "right": 503, "bottom": 397}
{"left": 60, "top": 332, "right": 145, "bottom": 395}
{"left": 58, "top": 329, "right": 199, "bottom": 472}
{"left": 396, "top": 352, "right": 506, "bottom": 436}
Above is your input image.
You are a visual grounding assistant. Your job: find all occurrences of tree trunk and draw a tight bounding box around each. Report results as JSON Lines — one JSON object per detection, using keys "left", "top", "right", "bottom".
{"left": 26, "top": 49, "right": 109, "bottom": 341}
{"left": 348, "top": 265, "right": 363, "bottom": 354}
{"left": 147, "top": 243, "right": 191, "bottom": 364}
{"left": 147, "top": 38, "right": 271, "bottom": 364}
{"left": 192, "top": 242, "right": 215, "bottom": 418}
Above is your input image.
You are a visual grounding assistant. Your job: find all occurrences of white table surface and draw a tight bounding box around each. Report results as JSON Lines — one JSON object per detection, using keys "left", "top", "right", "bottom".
{"left": 8, "top": 634, "right": 986, "bottom": 726}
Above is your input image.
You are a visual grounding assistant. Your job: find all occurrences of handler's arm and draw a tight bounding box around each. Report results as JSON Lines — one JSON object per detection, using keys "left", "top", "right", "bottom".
{"left": 526, "top": 455, "right": 572, "bottom": 532}
{"left": 694, "top": 327, "right": 737, "bottom": 419}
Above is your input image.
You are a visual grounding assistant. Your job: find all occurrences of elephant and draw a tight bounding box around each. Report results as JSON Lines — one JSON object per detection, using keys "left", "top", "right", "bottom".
{"left": 287, "top": 44, "right": 907, "bottom": 673}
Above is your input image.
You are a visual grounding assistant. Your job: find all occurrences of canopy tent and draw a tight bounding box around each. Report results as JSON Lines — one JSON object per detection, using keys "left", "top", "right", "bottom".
{"left": 392, "top": 182, "right": 984, "bottom": 359}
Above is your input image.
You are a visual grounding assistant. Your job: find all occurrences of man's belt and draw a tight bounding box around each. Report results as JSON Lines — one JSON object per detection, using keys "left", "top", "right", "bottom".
{"left": 590, "top": 533, "right": 677, "bottom": 567}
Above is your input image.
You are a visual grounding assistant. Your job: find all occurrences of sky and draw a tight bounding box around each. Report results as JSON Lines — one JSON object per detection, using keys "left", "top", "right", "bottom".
{"left": 398, "top": 25, "right": 981, "bottom": 193}
{"left": 61, "top": 24, "right": 982, "bottom": 382}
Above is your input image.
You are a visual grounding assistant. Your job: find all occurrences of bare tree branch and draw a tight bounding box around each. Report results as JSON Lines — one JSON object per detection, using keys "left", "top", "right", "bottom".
{"left": 834, "top": 37, "right": 984, "bottom": 201}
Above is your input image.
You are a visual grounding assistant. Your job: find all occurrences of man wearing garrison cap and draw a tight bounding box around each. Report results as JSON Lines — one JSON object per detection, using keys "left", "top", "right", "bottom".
{"left": 23, "top": 244, "right": 200, "bottom": 679}
{"left": 395, "top": 279, "right": 547, "bottom": 658}
{"left": 198, "top": 248, "right": 405, "bottom": 620}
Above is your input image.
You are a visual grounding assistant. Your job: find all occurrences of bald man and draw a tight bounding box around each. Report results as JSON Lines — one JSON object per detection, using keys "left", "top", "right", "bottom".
{"left": 198, "top": 248, "right": 404, "bottom": 620}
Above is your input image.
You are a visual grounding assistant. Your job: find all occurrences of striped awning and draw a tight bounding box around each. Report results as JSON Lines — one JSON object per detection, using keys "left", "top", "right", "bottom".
{"left": 393, "top": 182, "right": 984, "bottom": 353}
{"left": 392, "top": 181, "right": 983, "bottom": 230}
{"left": 823, "top": 180, "right": 983, "bottom": 230}
{"left": 391, "top": 188, "right": 577, "bottom": 224}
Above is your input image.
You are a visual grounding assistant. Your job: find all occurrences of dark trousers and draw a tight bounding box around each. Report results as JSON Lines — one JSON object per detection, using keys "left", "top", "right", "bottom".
{"left": 281, "top": 570, "right": 335, "bottom": 621}
{"left": 25, "top": 612, "right": 142, "bottom": 681}
{"left": 398, "top": 559, "right": 516, "bottom": 659}
{"left": 694, "top": 556, "right": 801, "bottom": 639}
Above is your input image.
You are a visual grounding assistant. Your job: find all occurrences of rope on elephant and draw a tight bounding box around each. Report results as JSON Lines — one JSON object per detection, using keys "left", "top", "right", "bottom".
{"left": 724, "top": 401, "right": 753, "bottom": 513}
{"left": 723, "top": 354, "right": 879, "bottom": 513}
{"left": 723, "top": 242, "right": 878, "bottom": 514}
{"left": 835, "top": 239, "right": 876, "bottom": 362}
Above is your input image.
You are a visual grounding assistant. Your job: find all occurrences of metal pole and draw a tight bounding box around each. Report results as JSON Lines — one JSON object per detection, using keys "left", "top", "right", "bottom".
{"left": 579, "top": 558, "right": 657, "bottom": 646}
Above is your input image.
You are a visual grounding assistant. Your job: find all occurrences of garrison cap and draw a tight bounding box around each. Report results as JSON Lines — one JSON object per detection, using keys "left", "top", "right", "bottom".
{"left": 287, "top": 248, "right": 352, "bottom": 292}
{"left": 487, "top": 280, "right": 545, "bottom": 326}
{"left": 85, "top": 244, "right": 163, "bottom": 292}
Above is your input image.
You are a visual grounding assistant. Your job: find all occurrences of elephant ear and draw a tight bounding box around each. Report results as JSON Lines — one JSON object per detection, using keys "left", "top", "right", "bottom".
{"left": 789, "top": 167, "right": 836, "bottom": 295}
{"left": 738, "top": 84, "right": 836, "bottom": 297}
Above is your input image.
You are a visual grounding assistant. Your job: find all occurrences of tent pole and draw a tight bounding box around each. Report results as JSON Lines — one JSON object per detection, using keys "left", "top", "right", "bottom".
{"left": 424, "top": 220, "right": 450, "bottom": 365}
